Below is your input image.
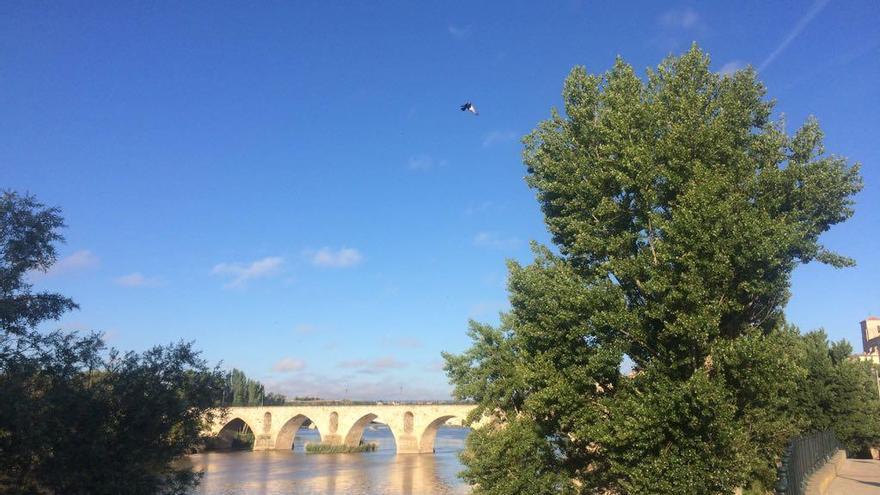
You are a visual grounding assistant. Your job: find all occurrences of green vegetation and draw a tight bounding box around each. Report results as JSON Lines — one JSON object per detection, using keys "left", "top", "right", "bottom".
{"left": 305, "top": 442, "right": 378, "bottom": 454}
{"left": 220, "top": 368, "right": 286, "bottom": 406}
{"left": 795, "top": 330, "right": 880, "bottom": 457}
{"left": 230, "top": 431, "right": 256, "bottom": 450}
{"left": 444, "top": 45, "right": 877, "bottom": 495}
{"left": 203, "top": 429, "right": 255, "bottom": 451}
{"left": 0, "top": 191, "right": 226, "bottom": 495}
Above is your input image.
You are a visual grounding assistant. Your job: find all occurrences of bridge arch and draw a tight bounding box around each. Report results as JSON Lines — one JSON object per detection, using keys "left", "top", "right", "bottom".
{"left": 215, "top": 416, "right": 258, "bottom": 450}
{"left": 275, "top": 413, "right": 322, "bottom": 450}
{"left": 418, "top": 415, "right": 459, "bottom": 454}
{"left": 343, "top": 412, "right": 404, "bottom": 452}
{"left": 343, "top": 413, "right": 379, "bottom": 447}
{"left": 217, "top": 416, "right": 257, "bottom": 436}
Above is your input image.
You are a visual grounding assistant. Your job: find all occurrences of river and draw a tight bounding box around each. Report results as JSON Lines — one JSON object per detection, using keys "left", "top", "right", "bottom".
{"left": 187, "top": 425, "right": 470, "bottom": 494}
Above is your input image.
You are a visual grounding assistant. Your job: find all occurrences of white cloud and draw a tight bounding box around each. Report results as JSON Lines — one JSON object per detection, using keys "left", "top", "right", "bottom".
{"left": 719, "top": 60, "right": 747, "bottom": 76}
{"left": 407, "top": 154, "right": 445, "bottom": 172}
{"left": 338, "top": 356, "right": 408, "bottom": 374}
{"left": 211, "top": 256, "right": 284, "bottom": 288}
{"left": 658, "top": 7, "right": 703, "bottom": 30}
{"left": 31, "top": 250, "right": 99, "bottom": 279}
{"left": 272, "top": 357, "right": 307, "bottom": 373}
{"left": 759, "top": 0, "right": 830, "bottom": 71}
{"left": 309, "top": 247, "right": 363, "bottom": 268}
{"left": 447, "top": 24, "right": 472, "bottom": 40}
{"left": 114, "top": 272, "right": 161, "bottom": 288}
{"left": 473, "top": 231, "right": 521, "bottom": 249}
{"left": 482, "top": 130, "right": 518, "bottom": 148}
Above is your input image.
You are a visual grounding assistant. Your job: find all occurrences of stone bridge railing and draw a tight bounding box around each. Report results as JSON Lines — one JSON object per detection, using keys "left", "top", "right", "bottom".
{"left": 209, "top": 403, "right": 477, "bottom": 454}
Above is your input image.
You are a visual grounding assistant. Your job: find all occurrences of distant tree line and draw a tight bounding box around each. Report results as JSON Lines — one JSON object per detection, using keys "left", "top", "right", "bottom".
{"left": 221, "top": 368, "right": 286, "bottom": 406}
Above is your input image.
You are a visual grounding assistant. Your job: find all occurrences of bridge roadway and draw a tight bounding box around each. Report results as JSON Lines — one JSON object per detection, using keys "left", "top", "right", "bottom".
{"left": 210, "top": 403, "right": 477, "bottom": 454}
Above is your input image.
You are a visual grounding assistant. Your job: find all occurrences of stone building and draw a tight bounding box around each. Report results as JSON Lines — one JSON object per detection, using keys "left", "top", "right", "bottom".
{"left": 853, "top": 316, "right": 880, "bottom": 364}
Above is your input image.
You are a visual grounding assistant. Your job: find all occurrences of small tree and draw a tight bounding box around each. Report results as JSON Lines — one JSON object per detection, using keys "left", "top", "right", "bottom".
{"left": 445, "top": 45, "right": 862, "bottom": 494}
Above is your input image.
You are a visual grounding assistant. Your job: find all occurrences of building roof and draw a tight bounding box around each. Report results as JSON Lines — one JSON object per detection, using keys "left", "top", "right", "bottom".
{"left": 866, "top": 316, "right": 880, "bottom": 321}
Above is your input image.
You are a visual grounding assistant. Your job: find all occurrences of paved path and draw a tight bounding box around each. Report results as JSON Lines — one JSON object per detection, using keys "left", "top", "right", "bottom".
{"left": 828, "top": 459, "right": 880, "bottom": 494}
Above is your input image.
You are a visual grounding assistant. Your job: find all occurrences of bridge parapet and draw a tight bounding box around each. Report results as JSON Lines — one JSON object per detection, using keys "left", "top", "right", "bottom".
{"left": 209, "top": 404, "right": 478, "bottom": 454}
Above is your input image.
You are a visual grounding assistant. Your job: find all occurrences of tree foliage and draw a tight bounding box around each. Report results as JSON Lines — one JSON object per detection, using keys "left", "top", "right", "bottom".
{"left": 794, "top": 330, "right": 880, "bottom": 457}
{"left": 0, "top": 191, "right": 76, "bottom": 337}
{"left": 220, "top": 368, "right": 286, "bottom": 406}
{"left": 444, "top": 46, "right": 867, "bottom": 494}
{"left": 0, "top": 191, "right": 225, "bottom": 495}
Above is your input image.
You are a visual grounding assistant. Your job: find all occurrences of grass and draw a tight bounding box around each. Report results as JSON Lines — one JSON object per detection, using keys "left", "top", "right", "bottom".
{"left": 305, "top": 441, "right": 378, "bottom": 454}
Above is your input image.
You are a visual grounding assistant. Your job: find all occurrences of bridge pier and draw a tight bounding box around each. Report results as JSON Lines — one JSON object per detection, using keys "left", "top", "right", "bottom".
{"left": 253, "top": 434, "right": 274, "bottom": 451}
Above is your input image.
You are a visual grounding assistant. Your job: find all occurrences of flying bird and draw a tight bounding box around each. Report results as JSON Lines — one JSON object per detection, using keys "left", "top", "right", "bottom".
{"left": 460, "top": 102, "right": 479, "bottom": 116}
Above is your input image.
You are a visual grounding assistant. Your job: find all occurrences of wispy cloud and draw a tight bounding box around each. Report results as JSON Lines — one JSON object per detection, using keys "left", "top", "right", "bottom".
{"left": 464, "top": 200, "right": 504, "bottom": 216}
{"left": 719, "top": 60, "right": 747, "bottom": 76}
{"left": 482, "top": 130, "right": 518, "bottom": 148}
{"left": 31, "top": 249, "right": 99, "bottom": 279}
{"left": 448, "top": 24, "right": 472, "bottom": 40}
{"left": 473, "top": 231, "right": 521, "bottom": 249}
{"left": 655, "top": 7, "right": 707, "bottom": 51}
{"left": 382, "top": 336, "right": 422, "bottom": 349}
{"left": 658, "top": 7, "right": 704, "bottom": 30}
{"left": 272, "top": 357, "right": 307, "bottom": 373}
{"left": 338, "top": 356, "right": 408, "bottom": 374}
{"left": 294, "top": 324, "right": 317, "bottom": 335}
{"left": 468, "top": 300, "right": 509, "bottom": 319}
{"left": 211, "top": 256, "right": 284, "bottom": 288}
{"left": 407, "top": 154, "right": 446, "bottom": 172}
{"left": 114, "top": 272, "right": 161, "bottom": 288}
{"left": 424, "top": 360, "right": 446, "bottom": 372}
{"left": 759, "top": 0, "right": 830, "bottom": 71}
{"left": 309, "top": 247, "right": 363, "bottom": 268}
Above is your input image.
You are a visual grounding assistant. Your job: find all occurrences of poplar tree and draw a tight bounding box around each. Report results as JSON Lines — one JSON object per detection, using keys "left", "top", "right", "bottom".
{"left": 444, "top": 45, "right": 862, "bottom": 494}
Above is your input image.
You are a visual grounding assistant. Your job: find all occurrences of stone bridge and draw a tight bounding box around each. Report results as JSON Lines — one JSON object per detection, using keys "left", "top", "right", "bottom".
{"left": 209, "top": 404, "right": 477, "bottom": 454}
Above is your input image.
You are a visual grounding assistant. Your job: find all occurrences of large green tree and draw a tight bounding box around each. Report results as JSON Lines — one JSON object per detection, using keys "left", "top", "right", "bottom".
{"left": 794, "top": 330, "right": 880, "bottom": 457}
{"left": 444, "top": 46, "right": 862, "bottom": 494}
{"left": 0, "top": 191, "right": 225, "bottom": 495}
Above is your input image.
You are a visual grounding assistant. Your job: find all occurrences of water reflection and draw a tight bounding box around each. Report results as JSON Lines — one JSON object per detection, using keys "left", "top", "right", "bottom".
{"left": 189, "top": 426, "right": 470, "bottom": 495}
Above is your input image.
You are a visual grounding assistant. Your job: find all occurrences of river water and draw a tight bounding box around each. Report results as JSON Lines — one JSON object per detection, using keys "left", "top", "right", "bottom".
{"left": 188, "top": 426, "right": 470, "bottom": 495}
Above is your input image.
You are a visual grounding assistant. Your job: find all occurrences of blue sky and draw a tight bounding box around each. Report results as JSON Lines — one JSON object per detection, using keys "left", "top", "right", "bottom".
{"left": 3, "top": 1, "right": 878, "bottom": 400}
